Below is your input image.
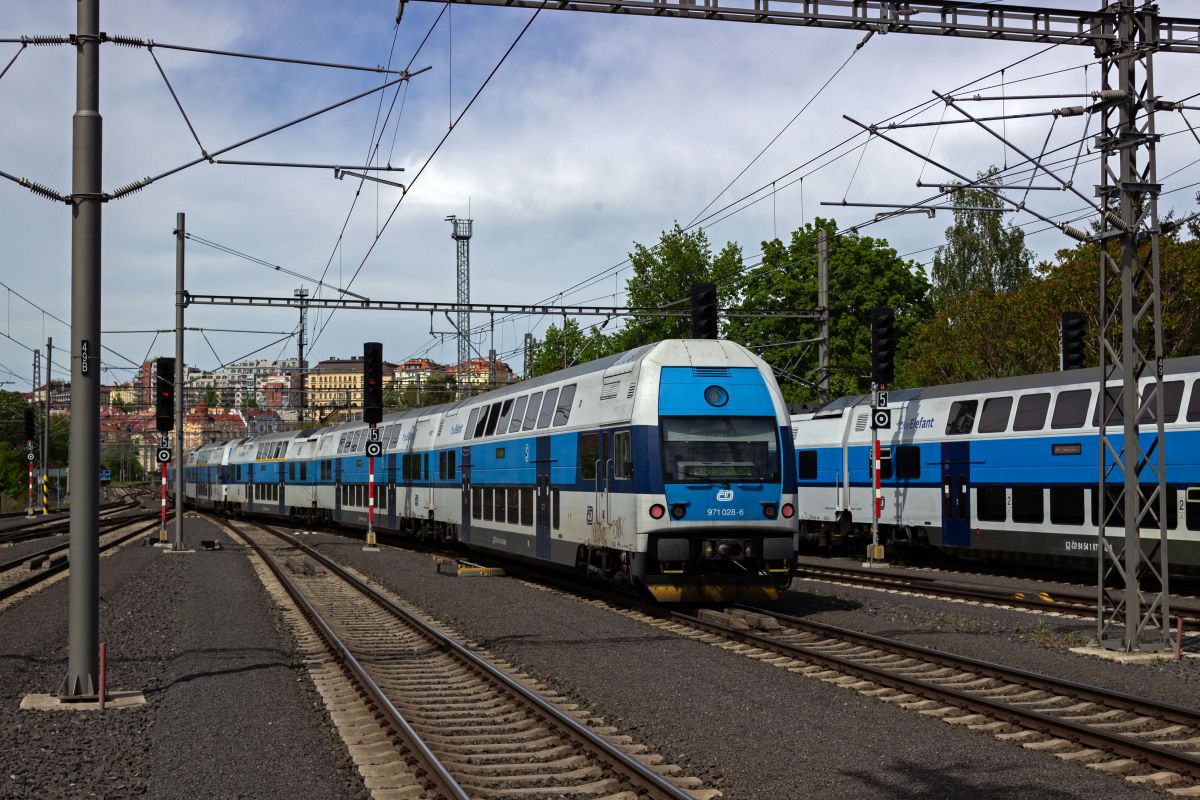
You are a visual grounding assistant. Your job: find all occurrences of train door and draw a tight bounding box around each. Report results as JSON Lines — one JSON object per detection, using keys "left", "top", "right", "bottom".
{"left": 940, "top": 441, "right": 971, "bottom": 547}
{"left": 278, "top": 463, "right": 286, "bottom": 515}
{"left": 535, "top": 436, "right": 551, "bottom": 559}
{"left": 460, "top": 447, "right": 472, "bottom": 543}
{"left": 334, "top": 457, "right": 343, "bottom": 523}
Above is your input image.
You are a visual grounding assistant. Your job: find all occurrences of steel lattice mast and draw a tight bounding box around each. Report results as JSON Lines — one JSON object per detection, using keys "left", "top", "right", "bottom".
{"left": 411, "top": 0, "right": 1200, "bottom": 652}
{"left": 446, "top": 215, "right": 474, "bottom": 373}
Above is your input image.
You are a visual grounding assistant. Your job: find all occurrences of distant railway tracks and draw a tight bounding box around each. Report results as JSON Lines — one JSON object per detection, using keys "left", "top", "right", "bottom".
{"left": 0, "top": 511, "right": 162, "bottom": 604}
{"left": 793, "top": 561, "right": 1200, "bottom": 629}
{"left": 0, "top": 492, "right": 143, "bottom": 547}
{"left": 218, "top": 516, "right": 709, "bottom": 800}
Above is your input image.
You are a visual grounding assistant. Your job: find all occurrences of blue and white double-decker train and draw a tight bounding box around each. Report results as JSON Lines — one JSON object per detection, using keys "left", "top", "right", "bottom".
{"left": 183, "top": 339, "right": 799, "bottom": 601}
{"left": 791, "top": 355, "right": 1200, "bottom": 570}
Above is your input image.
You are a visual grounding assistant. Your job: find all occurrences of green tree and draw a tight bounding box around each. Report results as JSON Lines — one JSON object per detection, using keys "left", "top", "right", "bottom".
{"left": 900, "top": 233, "right": 1200, "bottom": 386}
{"left": 394, "top": 373, "right": 458, "bottom": 408}
{"left": 930, "top": 168, "right": 1033, "bottom": 307}
{"left": 529, "top": 319, "right": 617, "bottom": 377}
{"left": 616, "top": 224, "right": 743, "bottom": 348}
{"left": 202, "top": 387, "right": 218, "bottom": 407}
{"left": 242, "top": 396, "right": 258, "bottom": 409}
{"left": 724, "top": 218, "right": 932, "bottom": 404}
{"left": 101, "top": 441, "right": 144, "bottom": 482}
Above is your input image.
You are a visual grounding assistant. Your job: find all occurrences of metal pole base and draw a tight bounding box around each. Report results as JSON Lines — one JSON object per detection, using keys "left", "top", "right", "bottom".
{"left": 363, "top": 528, "right": 379, "bottom": 552}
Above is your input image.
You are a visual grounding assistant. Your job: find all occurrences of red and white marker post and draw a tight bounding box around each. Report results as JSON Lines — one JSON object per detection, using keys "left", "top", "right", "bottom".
{"left": 868, "top": 382, "right": 885, "bottom": 564}
{"left": 26, "top": 440, "right": 33, "bottom": 517}
{"left": 366, "top": 423, "right": 377, "bottom": 548}
{"left": 159, "top": 462, "right": 168, "bottom": 543}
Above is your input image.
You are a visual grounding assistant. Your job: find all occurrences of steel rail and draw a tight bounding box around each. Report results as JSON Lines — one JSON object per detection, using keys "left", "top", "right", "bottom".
{"left": 793, "top": 563, "right": 1200, "bottom": 626}
{"left": 219, "top": 517, "right": 471, "bottom": 800}
{"left": 239, "top": 519, "right": 695, "bottom": 800}
{"left": 696, "top": 606, "right": 1200, "bottom": 779}
{"left": 0, "top": 498, "right": 141, "bottom": 545}
{"left": 0, "top": 516, "right": 162, "bottom": 603}
{"left": 0, "top": 511, "right": 159, "bottom": 577}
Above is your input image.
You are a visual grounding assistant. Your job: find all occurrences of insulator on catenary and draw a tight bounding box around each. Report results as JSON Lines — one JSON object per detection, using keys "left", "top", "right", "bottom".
{"left": 19, "top": 178, "right": 67, "bottom": 203}
{"left": 1097, "top": 89, "right": 1126, "bottom": 101}
{"left": 22, "top": 35, "right": 71, "bottom": 46}
{"left": 1060, "top": 224, "right": 1090, "bottom": 242}
{"left": 1054, "top": 106, "right": 1085, "bottom": 117}
{"left": 108, "top": 177, "right": 153, "bottom": 200}
{"left": 108, "top": 34, "right": 151, "bottom": 48}
{"left": 1105, "top": 210, "right": 1130, "bottom": 232}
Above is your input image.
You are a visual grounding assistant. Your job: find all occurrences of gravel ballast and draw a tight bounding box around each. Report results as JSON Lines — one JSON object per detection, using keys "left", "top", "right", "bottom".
{"left": 310, "top": 533, "right": 1169, "bottom": 800}
{"left": 0, "top": 516, "right": 366, "bottom": 800}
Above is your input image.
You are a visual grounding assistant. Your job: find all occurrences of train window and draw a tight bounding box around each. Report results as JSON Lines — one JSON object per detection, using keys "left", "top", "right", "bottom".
{"left": 536, "top": 388, "right": 560, "bottom": 429}
{"left": 439, "top": 452, "right": 447, "bottom": 480}
{"left": 509, "top": 396, "right": 529, "bottom": 433}
{"left": 289, "top": 463, "right": 296, "bottom": 481}
{"left": 1139, "top": 486, "right": 1178, "bottom": 530}
{"left": 897, "top": 446, "right": 920, "bottom": 479}
{"left": 613, "top": 432, "right": 633, "bottom": 479}
{"left": 1138, "top": 380, "right": 1184, "bottom": 424}
{"left": 484, "top": 403, "right": 503, "bottom": 436}
{"left": 1051, "top": 389, "right": 1091, "bottom": 429}
{"left": 1189, "top": 382, "right": 1200, "bottom": 422}
{"left": 300, "top": 462, "right": 307, "bottom": 481}
{"left": 976, "top": 486, "right": 1006, "bottom": 522}
{"left": 1012, "top": 486, "right": 1044, "bottom": 524}
{"left": 495, "top": 489, "right": 506, "bottom": 523}
{"left": 402, "top": 454, "right": 411, "bottom": 481}
{"left": 580, "top": 433, "right": 601, "bottom": 481}
{"left": 507, "top": 488, "right": 519, "bottom": 522}
{"left": 473, "top": 407, "right": 489, "bottom": 438}
{"left": 1012, "top": 393, "right": 1051, "bottom": 431}
{"left": 522, "top": 392, "right": 543, "bottom": 431}
{"left": 483, "top": 488, "right": 494, "bottom": 521}
{"left": 465, "top": 408, "right": 479, "bottom": 440}
{"left": 797, "top": 450, "right": 818, "bottom": 480}
{"left": 870, "top": 448, "right": 893, "bottom": 480}
{"left": 517, "top": 488, "right": 531, "bottom": 526}
{"left": 388, "top": 424, "right": 402, "bottom": 449}
{"left": 447, "top": 450, "right": 456, "bottom": 481}
{"left": 1049, "top": 486, "right": 1084, "bottom": 525}
{"left": 472, "top": 487, "right": 482, "bottom": 519}
{"left": 423, "top": 453, "right": 429, "bottom": 480}
{"left": 495, "top": 399, "right": 515, "bottom": 433}
{"left": 1187, "top": 489, "right": 1200, "bottom": 531}
{"left": 978, "top": 397, "right": 1012, "bottom": 433}
{"left": 1092, "top": 385, "right": 1125, "bottom": 428}
{"left": 946, "top": 400, "right": 978, "bottom": 435}
{"left": 553, "top": 384, "right": 577, "bottom": 426}
{"left": 552, "top": 488, "right": 560, "bottom": 530}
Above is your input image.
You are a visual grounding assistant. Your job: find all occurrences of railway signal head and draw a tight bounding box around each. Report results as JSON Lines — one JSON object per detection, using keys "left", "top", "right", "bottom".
{"left": 870, "top": 306, "right": 895, "bottom": 385}
{"left": 24, "top": 407, "right": 35, "bottom": 440}
{"left": 155, "top": 357, "right": 175, "bottom": 432}
{"left": 1061, "top": 312, "right": 1085, "bottom": 371}
{"left": 363, "top": 342, "right": 383, "bottom": 424}
{"left": 690, "top": 283, "right": 718, "bottom": 340}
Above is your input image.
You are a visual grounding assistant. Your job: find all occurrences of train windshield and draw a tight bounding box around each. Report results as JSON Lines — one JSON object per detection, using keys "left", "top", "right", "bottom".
{"left": 660, "top": 416, "right": 780, "bottom": 483}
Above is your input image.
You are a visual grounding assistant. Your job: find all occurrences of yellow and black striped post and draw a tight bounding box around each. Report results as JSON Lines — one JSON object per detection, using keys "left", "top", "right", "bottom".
{"left": 41, "top": 473, "right": 48, "bottom": 515}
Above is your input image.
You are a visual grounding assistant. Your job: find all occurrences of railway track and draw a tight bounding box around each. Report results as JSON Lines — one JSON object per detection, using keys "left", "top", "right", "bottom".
{"left": 218, "top": 516, "right": 709, "bottom": 800}
{"left": 793, "top": 561, "right": 1200, "bottom": 628}
{"left": 0, "top": 512, "right": 162, "bottom": 604}
{"left": 0, "top": 494, "right": 143, "bottom": 546}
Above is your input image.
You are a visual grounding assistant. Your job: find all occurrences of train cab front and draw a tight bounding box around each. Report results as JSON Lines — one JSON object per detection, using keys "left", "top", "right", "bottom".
{"left": 637, "top": 362, "right": 797, "bottom": 603}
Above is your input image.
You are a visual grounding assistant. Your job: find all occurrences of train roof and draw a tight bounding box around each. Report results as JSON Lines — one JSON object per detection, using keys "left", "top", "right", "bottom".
{"left": 813, "top": 354, "right": 1200, "bottom": 418}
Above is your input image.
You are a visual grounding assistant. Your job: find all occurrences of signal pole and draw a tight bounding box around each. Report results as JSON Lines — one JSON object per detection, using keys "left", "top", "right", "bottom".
{"left": 295, "top": 286, "right": 308, "bottom": 426}
{"left": 174, "top": 213, "right": 186, "bottom": 550}
{"left": 362, "top": 342, "right": 383, "bottom": 551}
{"left": 817, "top": 230, "right": 830, "bottom": 407}
{"left": 868, "top": 307, "right": 894, "bottom": 567}
{"left": 43, "top": 338, "right": 52, "bottom": 515}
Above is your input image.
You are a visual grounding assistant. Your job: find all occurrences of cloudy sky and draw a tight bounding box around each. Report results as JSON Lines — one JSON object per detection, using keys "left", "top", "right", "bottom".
{"left": 1, "top": 1, "right": 1198, "bottom": 390}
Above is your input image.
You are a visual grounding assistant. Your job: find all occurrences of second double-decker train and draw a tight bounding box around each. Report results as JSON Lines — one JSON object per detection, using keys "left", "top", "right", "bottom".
{"left": 182, "top": 339, "right": 799, "bottom": 601}
{"left": 790, "top": 356, "right": 1200, "bottom": 570}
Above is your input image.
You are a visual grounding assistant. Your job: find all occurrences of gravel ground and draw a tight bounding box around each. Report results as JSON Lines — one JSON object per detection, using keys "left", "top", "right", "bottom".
{"left": 0, "top": 532, "right": 70, "bottom": 564}
{"left": 0, "top": 516, "right": 366, "bottom": 800}
{"left": 777, "top": 569, "right": 1200, "bottom": 708}
{"left": 309, "top": 533, "right": 1165, "bottom": 800}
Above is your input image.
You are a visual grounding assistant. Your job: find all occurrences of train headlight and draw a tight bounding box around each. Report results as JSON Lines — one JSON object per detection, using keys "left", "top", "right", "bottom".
{"left": 781, "top": 503, "right": 794, "bottom": 519}
{"left": 763, "top": 503, "right": 778, "bottom": 519}
{"left": 670, "top": 503, "right": 687, "bottom": 520}
{"left": 703, "top": 385, "right": 729, "bottom": 407}
{"left": 649, "top": 503, "right": 666, "bottom": 520}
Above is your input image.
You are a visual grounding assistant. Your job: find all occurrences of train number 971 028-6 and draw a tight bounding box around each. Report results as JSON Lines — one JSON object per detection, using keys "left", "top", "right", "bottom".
{"left": 707, "top": 508, "right": 744, "bottom": 517}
